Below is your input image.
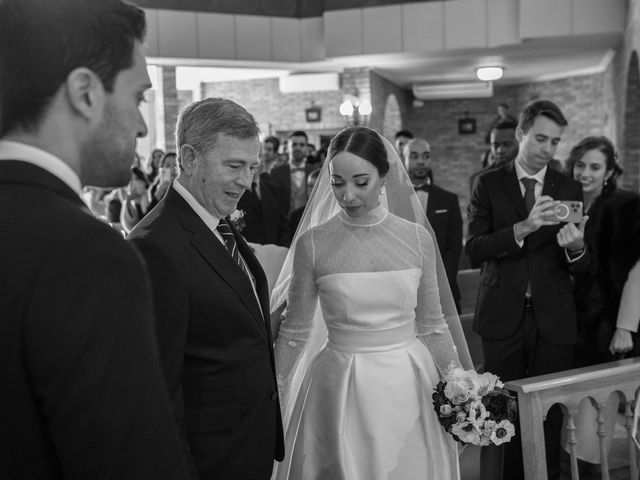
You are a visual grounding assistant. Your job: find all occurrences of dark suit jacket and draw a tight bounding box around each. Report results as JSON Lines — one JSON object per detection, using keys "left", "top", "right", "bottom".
{"left": 466, "top": 162, "right": 589, "bottom": 344}
{"left": 269, "top": 161, "right": 317, "bottom": 212}
{"left": 0, "top": 161, "right": 187, "bottom": 479}
{"left": 426, "top": 184, "right": 463, "bottom": 310}
{"left": 237, "top": 175, "right": 290, "bottom": 246}
{"left": 129, "top": 187, "right": 284, "bottom": 480}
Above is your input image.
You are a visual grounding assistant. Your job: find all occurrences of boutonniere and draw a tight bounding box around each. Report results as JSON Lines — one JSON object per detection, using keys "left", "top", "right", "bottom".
{"left": 229, "top": 209, "right": 246, "bottom": 233}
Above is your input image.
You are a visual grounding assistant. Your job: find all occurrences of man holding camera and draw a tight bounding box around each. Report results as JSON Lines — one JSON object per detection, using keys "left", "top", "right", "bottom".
{"left": 466, "top": 100, "right": 589, "bottom": 480}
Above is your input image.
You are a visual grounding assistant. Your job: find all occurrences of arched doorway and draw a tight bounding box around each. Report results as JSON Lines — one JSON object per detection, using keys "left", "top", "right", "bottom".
{"left": 382, "top": 94, "right": 402, "bottom": 140}
{"left": 623, "top": 51, "right": 640, "bottom": 191}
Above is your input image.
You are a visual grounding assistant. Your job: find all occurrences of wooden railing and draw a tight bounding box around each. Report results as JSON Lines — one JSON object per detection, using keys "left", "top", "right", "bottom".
{"left": 505, "top": 358, "right": 640, "bottom": 480}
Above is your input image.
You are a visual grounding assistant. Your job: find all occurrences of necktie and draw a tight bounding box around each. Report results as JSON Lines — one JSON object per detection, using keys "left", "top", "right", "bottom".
{"left": 521, "top": 178, "right": 537, "bottom": 299}
{"left": 522, "top": 178, "right": 537, "bottom": 213}
{"left": 217, "top": 219, "right": 251, "bottom": 280}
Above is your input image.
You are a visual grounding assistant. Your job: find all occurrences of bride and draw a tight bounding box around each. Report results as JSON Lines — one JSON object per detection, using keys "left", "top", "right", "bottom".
{"left": 271, "top": 126, "right": 473, "bottom": 480}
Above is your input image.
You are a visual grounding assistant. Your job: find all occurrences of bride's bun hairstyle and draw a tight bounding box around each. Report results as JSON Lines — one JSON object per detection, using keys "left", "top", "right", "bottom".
{"left": 328, "top": 126, "right": 390, "bottom": 176}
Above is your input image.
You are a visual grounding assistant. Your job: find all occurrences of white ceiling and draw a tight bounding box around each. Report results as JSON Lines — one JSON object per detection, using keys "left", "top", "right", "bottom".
{"left": 156, "top": 31, "right": 621, "bottom": 93}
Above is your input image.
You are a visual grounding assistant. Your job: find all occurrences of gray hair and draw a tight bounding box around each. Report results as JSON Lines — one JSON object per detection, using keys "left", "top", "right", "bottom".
{"left": 175, "top": 98, "right": 259, "bottom": 167}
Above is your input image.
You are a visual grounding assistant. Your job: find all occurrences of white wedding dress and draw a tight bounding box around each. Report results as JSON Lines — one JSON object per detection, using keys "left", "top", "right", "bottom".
{"left": 274, "top": 206, "right": 460, "bottom": 480}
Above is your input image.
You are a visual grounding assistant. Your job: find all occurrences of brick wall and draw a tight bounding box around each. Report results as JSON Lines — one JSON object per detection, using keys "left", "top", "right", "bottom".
{"left": 201, "top": 77, "right": 345, "bottom": 148}
{"left": 161, "top": 66, "right": 180, "bottom": 151}
{"left": 608, "top": 0, "right": 640, "bottom": 191}
{"left": 398, "top": 74, "right": 613, "bottom": 210}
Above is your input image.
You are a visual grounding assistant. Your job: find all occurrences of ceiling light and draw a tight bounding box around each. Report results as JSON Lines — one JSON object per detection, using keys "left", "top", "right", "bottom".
{"left": 476, "top": 66, "right": 504, "bottom": 82}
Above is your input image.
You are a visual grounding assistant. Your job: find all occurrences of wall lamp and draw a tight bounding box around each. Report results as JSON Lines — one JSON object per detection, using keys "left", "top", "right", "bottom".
{"left": 339, "top": 93, "right": 372, "bottom": 126}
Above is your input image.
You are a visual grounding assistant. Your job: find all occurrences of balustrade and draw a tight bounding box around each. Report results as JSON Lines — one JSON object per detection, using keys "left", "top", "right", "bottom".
{"left": 505, "top": 357, "right": 640, "bottom": 480}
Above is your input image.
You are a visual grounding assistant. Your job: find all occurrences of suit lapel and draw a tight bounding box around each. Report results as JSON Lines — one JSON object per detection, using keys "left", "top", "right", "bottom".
{"left": 541, "top": 168, "right": 561, "bottom": 199}
{"left": 503, "top": 162, "right": 528, "bottom": 220}
{"left": 425, "top": 188, "right": 436, "bottom": 221}
{"left": 166, "top": 190, "right": 268, "bottom": 338}
{"left": 234, "top": 226, "right": 271, "bottom": 332}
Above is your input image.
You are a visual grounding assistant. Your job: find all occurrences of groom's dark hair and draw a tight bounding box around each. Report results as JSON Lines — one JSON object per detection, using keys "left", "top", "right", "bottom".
{"left": 328, "top": 127, "right": 390, "bottom": 176}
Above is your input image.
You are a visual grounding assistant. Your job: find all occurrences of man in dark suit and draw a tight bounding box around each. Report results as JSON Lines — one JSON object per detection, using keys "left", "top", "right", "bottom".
{"left": 270, "top": 130, "right": 316, "bottom": 215}
{"left": 237, "top": 163, "right": 290, "bottom": 246}
{"left": 469, "top": 119, "right": 519, "bottom": 195}
{"left": 129, "top": 98, "right": 285, "bottom": 480}
{"left": 466, "top": 100, "right": 589, "bottom": 480}
{"left": 0, "top": 1, "right": 188, "bottom": 478}
{"left": 404, "top": 138, "right": 463, "bottom": 312}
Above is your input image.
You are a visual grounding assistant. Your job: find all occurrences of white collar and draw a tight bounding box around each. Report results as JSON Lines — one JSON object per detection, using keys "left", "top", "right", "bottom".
{"left": 0, "top": 140, "right": 81, "bottom": 195}
{"left": 515, "top": 157, "right": 547, "bottom": 185}
{"left": 172, "top": 178, "right": 222, "bottom": 236}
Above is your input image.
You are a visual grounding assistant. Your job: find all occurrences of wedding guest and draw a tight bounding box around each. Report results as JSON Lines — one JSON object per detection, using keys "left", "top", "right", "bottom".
{"left": 270, "top": 130, "right": 316, "bottom": 215}
{"left": 121, "top": 165, "right": 151, "bottom": 233}
{"left": 0, "top": 0, "right": 188, "bottom": 478}
{"left": 288, "top": 168, "right": 321, "bottom": 239}
{"left": 483, "top": 103, "right": 517, "bottom": 144}
{"left": 129, "top": 97, "right": 284, "bottom": 480}
{"left": 403, "top": 137, "right": 463, "bottom": 312}
{"left": 82, "top": 185, "right": 109, "bottom": 219}
{"left": 466, "top": 100, "right": 589, "bottom": 480}
{"left": 394, "top": 129, "right": 413, "bottom": 157}
{"left": 148, "top": 151, "right": 177, "bottom": 209}
{"left": 566, "top": 136, "right": 630, "bottom": 366}
{"left": 262, "top": 136, "right": 281, "bottom": 173}
{"left": 562, "top": 136, "right": 639, "bottom": 474}
{"left": 147, "top": 147, "right": 165, "bottom": 182}
{"left": 237, "top": 161, "right": 290, "bottom": 246}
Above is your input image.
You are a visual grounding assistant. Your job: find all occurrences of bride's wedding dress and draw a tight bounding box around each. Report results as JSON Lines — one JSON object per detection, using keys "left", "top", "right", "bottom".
{"left": 274, "top": 206, "right": 460, "bottom": 480}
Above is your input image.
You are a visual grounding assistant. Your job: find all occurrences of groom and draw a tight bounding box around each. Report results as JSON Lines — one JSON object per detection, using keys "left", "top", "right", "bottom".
{"left": 129, "top": 98, "right": 284, "bottom": 479}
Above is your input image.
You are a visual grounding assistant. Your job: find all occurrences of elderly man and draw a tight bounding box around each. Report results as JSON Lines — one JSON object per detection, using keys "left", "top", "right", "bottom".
{"left": 129, "top": 98, "right": 284, "bottom": 480}
{"left": 403, "top": 137, "right": 463, "bottom": 312}
{"left": 0, "top": 0, "right": 187, "bottom": 478}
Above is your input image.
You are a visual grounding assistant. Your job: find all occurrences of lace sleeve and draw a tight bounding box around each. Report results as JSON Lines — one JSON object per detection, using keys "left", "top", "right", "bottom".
{"left": 274, "top": 230, "right": 319, "bottom": 394}
{"left": 414, "top": 225, "right": 462, "bottom": 374}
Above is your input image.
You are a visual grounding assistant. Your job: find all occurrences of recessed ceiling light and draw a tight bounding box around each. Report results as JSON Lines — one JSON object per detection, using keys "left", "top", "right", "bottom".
{"left": 476, "top": 66, "right": 504, "bottom": 82}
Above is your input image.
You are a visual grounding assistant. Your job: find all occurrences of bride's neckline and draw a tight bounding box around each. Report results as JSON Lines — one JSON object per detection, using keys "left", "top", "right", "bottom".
{"left": 338, "top": 204, "right": 388, "bottom": 226}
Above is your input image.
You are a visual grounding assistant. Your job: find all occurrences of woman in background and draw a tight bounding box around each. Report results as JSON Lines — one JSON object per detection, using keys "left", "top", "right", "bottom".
{"left": 148, "top": 152, "right": 177, "bottom": 209}
{"left": 564, "top": 136, "right": 640, "bottom": 472}
{"left": 121, "top": 166, "right": 151, "bottom": 234}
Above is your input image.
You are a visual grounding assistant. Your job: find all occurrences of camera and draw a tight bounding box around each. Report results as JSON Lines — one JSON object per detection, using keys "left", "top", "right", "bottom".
{"left": 549, "top": 200, "right": 583, "bottom": 223}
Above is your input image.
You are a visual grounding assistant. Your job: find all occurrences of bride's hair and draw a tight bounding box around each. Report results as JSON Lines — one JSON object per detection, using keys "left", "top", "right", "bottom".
{"left": 328, "top": 126, "right": 390, "bottom": 176}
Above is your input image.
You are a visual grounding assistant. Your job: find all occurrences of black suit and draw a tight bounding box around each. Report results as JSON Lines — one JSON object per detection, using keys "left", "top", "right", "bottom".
{"left": 425, "top": 184, "right": 463, "bottom": 312}
{"left": 0, "top": 161, "right": 187, "bottom": 479}
{"left": 269, "top": 161, "right": 317, "bottom": 213}
{"left": 237, "top": 174, "right": 290, "bottom": 246}
{"left": 129, "top": 187, "right": 284, "bottom": 480}
{"left": 466, "top": 162, "right": 588, "bottom": 480}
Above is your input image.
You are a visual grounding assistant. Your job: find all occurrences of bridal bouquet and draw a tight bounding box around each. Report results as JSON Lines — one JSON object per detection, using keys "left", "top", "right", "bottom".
{"left": 432, "top": 367, "right": 517, "bottom": 446}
